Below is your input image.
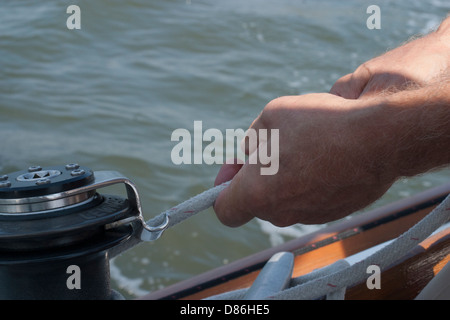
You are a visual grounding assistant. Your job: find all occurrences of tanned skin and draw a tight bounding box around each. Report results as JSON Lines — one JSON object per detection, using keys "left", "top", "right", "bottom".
{"left": 213, "top": 16, "right": 450, "bottom": 227}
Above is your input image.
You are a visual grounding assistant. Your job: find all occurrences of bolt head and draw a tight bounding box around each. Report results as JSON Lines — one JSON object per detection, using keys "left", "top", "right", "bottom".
{"left": 35, "top": 178, "right": 51, "bottom": 186}
{"left": 65, "top": 163, "right": 80, "bottom": 170}
{"left": 28, "top": 166, "right": 42, "bottom": 172}
{"left": 71, "top": 169, "right": 86, "bottom": 176}
{"left": 0, "top": 181, "right": 11, "bottom": 188}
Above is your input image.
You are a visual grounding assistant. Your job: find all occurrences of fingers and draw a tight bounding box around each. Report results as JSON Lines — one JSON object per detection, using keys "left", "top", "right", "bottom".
{"left": 214, "top": 160, "right": 243, "bottom": 187}
{"left": 330, "top": 64, "right": 371, "bottom": 99}
{"left": 213, "top": 163, "right": 255, "bottom": 227}
{"left": 330, "top": 73, "right": 352, "bottom": 97}
{"left": 214, "top": 100, "right": 279, "bottom": 227}
{"left": 240, "top": 112, "right": 266, "bottom": 156}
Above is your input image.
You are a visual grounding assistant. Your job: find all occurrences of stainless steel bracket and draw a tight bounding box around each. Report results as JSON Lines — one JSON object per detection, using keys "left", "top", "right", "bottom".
{"left": 63, "top": 170, "right": 169, "bottom": 242}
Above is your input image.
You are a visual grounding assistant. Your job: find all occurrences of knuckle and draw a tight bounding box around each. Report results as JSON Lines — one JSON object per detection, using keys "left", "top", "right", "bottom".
{"left": 355, "top": 62, "right": 372, "bottom": 78}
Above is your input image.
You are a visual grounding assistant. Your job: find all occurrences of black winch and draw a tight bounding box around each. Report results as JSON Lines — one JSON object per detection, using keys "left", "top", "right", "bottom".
{"left": 0, "top": 164, "right": 167, "bottom": 300}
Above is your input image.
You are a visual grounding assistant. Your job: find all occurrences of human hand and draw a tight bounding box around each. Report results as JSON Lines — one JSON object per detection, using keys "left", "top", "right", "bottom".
{"left": 330, "top": 17, "right": 450, "bottom": 99}
{"left": 213, "top": 93, "right": 397, "bottom": 227}
{"left": 213, "top": 17, "right": 450, "bottom": 228}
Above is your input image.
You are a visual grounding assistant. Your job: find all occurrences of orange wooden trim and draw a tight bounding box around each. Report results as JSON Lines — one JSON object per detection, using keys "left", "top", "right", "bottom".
{"left": 346, "top": 227, "right": 450, "bottom": 300}
{"left": 181, "top": 206, "right": 436, "bottom": 300}
{"left": 140, "top": 183, "right": 450, "bottom": 300}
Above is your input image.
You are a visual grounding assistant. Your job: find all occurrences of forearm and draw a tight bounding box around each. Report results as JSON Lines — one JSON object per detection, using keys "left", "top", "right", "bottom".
{"left": 214, "top": 15, "right": 450, "bottom": 228}
{"left": 381, "top": 79, "right": 450, "bottom": 177}
{"left": 437, "top": 14, "right": 450, "bottom": 36}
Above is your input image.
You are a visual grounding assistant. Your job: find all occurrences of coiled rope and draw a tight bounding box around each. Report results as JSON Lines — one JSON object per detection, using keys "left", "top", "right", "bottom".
{"left": 144, "top": 180, "right": 450, "bottom": 300}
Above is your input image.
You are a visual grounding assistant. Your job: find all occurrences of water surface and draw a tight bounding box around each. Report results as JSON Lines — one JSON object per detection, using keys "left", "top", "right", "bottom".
{"left": 1, "top": 0, "right": 449, "bottom": 298}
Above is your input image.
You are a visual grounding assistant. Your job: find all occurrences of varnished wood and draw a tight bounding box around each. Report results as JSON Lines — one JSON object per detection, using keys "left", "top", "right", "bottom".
{"left": 181, "top": 206, "right": 435, "bottom": 300}
{"left": 346, "top": 228, "right": 450, "bottom": 299}
{"left": 140, "top": 183, "right": 450, "bottom": 300}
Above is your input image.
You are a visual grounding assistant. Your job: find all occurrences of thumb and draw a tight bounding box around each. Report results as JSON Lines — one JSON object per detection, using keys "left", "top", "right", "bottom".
{"left": 213, "top": 162, "right": 254, "bottom": 227}
{"left": 330, "top": 69, "right": 370, "bottom": 99}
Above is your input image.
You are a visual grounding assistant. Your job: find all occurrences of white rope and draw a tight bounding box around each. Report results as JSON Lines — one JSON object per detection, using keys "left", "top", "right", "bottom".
{"left": 269, "top": 193, "right": 450, "bottom": 300}
{"left": 144, "top": 179, "right": 449, "bottom": 300}
{"left": 206, "top": 193, "right": 450, "bottom": 300}
{"left": 206, "top": 259, "right": 351, "bottom": 300}
{"left": 145, "top": 180, "right": 230, "bottom": 230}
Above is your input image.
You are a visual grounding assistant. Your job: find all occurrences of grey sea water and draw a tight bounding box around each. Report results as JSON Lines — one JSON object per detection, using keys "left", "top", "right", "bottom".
{"left": 1, "top": 0, "right": 449, "bottom": 298}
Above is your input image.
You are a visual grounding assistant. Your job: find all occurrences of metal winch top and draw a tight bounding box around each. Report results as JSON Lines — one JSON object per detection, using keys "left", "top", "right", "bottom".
{"left": 0, "top": 164, "right": 136, "bottom": 252}
{"left": 0, "top": 164, "right": 167, "bottom": 299}
{"left": 0, "top": 164, "right": 96, "bottom": 216}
